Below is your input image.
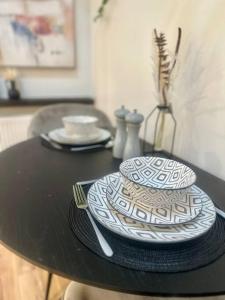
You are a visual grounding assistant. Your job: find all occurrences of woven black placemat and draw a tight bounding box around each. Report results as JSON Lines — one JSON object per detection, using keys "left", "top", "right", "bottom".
{"left": 68, "top": 191, "right": 225, "bottom": 273}
{"left": 41, "top": 135, "right": 111, "bottom": 152}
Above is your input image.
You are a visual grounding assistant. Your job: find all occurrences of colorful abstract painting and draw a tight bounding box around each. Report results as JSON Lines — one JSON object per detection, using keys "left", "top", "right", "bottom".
{"left": 0, "top": 0, "right": 75, "bottom": 67}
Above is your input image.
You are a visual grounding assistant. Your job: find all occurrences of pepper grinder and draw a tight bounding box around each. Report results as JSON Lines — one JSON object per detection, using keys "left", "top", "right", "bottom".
{"left": 123, "top": 109, "right": 144, "bottom": 161}
{"left": 113, "top": 105, "right": 129, "bottom": 159}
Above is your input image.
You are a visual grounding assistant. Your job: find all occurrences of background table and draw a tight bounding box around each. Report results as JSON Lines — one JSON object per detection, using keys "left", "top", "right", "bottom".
{"left": 0, "top": 138, "right": 225, "bottom": 297}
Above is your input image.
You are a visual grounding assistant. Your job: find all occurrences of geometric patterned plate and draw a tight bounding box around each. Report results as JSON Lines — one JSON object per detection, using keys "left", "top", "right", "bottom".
{"left": 87, "top": 173, "right": 216, "bottom": 244}
{"left": 106, "top": 173, "right": 202, "bottom": 225}
{"left": 120, "top": 156, "right": 197, "bottom": 189}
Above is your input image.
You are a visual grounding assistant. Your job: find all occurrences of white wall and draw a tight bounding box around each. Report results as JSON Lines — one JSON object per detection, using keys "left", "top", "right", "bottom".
{"left": 91, "top": 0, "right": 225, "bottom": 180}
{"left": 0, "top": 0, "right": 93, "bottom": 99}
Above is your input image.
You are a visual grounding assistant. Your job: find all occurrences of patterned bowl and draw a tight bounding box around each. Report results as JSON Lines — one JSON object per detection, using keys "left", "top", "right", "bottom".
{"left": 119, "top": 157, "right": 197, "bottom": 208}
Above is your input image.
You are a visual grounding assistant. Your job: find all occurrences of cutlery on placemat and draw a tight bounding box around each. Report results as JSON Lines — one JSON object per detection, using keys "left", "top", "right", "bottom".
{"left": 41, "top": 133, "right": 63, "bottom": 150}
{"left": 40, "top": 133, "right": 113, "bottom": 152}
{"left": 73, "top": 183, "right": 113, "bottom": 257}
{"left": 69, "top": 140, "right": 113, "bottom": 151}
{"left": 215, "top": 207, "right": 225, "bottom": 219}
{"left": 76, "top": 178, "right": 98, "bottom": 185}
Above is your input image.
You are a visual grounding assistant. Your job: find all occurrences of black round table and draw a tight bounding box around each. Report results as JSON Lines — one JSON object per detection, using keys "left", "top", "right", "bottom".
{"left": 1, "top": 138, "right": 225, "bottom": 297}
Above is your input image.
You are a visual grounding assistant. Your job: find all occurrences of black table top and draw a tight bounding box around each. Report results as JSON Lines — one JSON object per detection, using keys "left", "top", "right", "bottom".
{"left": 0, "top": 138, "right": 225, "bottom": 297}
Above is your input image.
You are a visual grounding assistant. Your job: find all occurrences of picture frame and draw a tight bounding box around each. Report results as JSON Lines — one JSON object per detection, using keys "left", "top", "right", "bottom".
{"left": 0, "top": 0, "right": 75, "bottom": 68}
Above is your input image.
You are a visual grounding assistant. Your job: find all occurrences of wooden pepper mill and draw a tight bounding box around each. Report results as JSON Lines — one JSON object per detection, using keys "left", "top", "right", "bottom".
{"left": 123, "top": 109, "right": 144, "bottom": 161}
{"left": 113, "top": 105, "right": 129, "bottom": 159}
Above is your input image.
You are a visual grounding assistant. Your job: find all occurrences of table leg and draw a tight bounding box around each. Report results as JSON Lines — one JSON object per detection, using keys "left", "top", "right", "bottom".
{"left": 45, "top": 272, "right": 53, "bottom": 300}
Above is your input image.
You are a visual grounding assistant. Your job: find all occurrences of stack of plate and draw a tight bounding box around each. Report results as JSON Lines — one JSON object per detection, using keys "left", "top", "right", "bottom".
{"left": 48, "top": 115, "right": 111, "bottom": 146}
{"left": 87, "top": 157, "right": 216, "bottom": 244}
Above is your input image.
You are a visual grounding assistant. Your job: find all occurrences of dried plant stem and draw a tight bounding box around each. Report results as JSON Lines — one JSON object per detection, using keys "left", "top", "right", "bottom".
{"left": 153, "top": 27, "right": 182, "bottom": 106}
{"left": 94, "top": 0, "right": 110, "bottom": 22}
{"left": 153, "top": 27, "right": 182, "bottom": 150}
{"left": 153, "top": 29, "right": 170, "bottom": 105}
{"left": 155, "top": 111, "right": 166, "bottom": 150}
{"left": 154, "top": 29, "right": 161, "bottom": 92}
{"left": 162, "top": 85, "right": 167, "bottom": 106}
{"left": 170, "top": 27, "right": 182, "bottom": 75}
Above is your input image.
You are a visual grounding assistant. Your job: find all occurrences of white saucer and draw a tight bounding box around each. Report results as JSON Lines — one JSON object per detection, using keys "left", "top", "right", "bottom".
{"left": 58, "top": 128, "right": 100, "bottom": 142}
{"left": 48, "top": 128, "right": 111, "bottom": 145}
{"left": 87, "top": 173, "right": 216, "bottom": 244}
{"left": 106, "top": 173, "right": 202, "bottom": 225}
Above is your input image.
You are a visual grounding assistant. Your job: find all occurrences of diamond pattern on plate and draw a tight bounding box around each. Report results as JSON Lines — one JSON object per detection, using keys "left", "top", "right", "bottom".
{"left": 87, "top": 173, "right": 216, "bottom": 243}
{"left": 122, "top": 176, "right": 190, "bottom": 208}
{"left": 120, "top": 157, "right": 196, "bottom": 189}
{"left": 106, "top": 173, "right": 202, "bottom": 225}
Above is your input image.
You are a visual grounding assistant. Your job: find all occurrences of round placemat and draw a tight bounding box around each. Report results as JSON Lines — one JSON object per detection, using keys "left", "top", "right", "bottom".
{"left": 69, "top": 200, "right": 225, "bottom": 273}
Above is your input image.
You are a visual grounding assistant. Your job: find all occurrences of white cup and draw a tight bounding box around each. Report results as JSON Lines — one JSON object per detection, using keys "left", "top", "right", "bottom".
{"left": 62, "top": 115, "right": 98, "bottom": 137}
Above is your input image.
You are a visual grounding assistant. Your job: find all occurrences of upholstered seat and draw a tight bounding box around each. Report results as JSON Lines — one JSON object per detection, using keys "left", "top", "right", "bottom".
{"left": 62, "top": 282, "right": 86, "bottom": 300}
{"left": 0, "top": 115, "right": 32, "bottom": 151}
{"left": 27, "top": 103, "right": 112, "bottom": 138}
{"left": 62, "top": 282, "right": 152, "bottom": 300}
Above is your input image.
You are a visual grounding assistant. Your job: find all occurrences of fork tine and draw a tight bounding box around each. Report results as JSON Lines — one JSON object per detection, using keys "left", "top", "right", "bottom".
{"left": 73, "top": 185, "right": 77, "bottom": 200}
{"left": 73, "top": 184, "right": 82, "bottom": 205}
{"left": 73, "top": 183, "right": 87, "bottom": 207}
{"left": 75, "top": 185, "right": 82, "bottom": 202}
{"left": 77, "top": 185, "right": 87, "bottom": 206}
{"left": 77, "top": 184, "right": 86, "bottom": 201}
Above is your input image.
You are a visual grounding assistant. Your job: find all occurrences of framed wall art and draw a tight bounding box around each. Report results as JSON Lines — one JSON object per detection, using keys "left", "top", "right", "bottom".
{"left": 0, "top": 0, "right": 75, "bottom": 68}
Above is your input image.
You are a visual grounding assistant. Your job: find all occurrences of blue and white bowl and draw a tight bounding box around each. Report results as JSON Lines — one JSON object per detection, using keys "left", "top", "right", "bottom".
{"left": 119, "top": 157, "right": 197, "bottom": 208}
